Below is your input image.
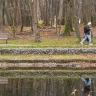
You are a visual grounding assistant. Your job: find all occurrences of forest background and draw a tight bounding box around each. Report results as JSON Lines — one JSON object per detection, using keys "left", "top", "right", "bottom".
{"left": 0, "top": 0, "right": 96, "bottom": 46}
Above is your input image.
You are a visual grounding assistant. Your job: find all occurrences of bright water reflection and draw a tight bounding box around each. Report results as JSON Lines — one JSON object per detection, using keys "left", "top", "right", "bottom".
{"left": 0, "top": 78, "right": 96, "bottom": 96}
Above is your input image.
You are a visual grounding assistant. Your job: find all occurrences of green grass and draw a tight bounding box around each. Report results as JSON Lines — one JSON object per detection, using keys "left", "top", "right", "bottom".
{"left": 0, "top": 69, "right": 95, "bottom": 73}
{"left": 0, "top": 54, "right": 95, "bottom": 61}
{"left": 0, "top": 37, "right": 96, "bottom": 48}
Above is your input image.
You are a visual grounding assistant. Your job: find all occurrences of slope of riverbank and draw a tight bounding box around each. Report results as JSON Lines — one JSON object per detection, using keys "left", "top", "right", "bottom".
{"left": 0, "top": 48, "right": 96, "bottom": 78}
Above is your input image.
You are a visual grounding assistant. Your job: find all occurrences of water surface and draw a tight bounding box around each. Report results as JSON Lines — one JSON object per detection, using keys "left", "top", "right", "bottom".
{"left": 0, "top": 78, "right": 95, "bottom": 96}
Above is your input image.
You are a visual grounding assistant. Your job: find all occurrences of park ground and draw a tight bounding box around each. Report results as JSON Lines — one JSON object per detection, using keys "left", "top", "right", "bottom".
{"left": 2, "top": 24, "right": 96, "bottom": 40}
{"left": 0, "top": 25, "right": 96, "bottom": 78}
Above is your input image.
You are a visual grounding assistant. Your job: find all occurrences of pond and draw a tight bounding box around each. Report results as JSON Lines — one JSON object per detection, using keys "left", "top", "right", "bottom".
{"left": 0, "top": 77, "right": 95, "bottom": 96}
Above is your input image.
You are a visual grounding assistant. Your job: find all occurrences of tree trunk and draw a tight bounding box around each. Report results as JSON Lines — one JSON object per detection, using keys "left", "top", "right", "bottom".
{"left": 0, "top": 0, "right": 3, "bottom": 33}
{"left": 2, "top": 0, "right": 5, "bottom": 26}
{"left": 20, "top": 0, "right": 24, "bottom": 32}
{"left": 50, "top": 0, "right": 54, "bottom": 26}
{"left": 58, "top": 0, "right": 63, "bottom": 24}
{"left": 11, "top": 0, "right": 16, "bottom": 38}
{"left": 5, "top": 0, "right": 13, "bottom": 26}
{"left": 29, "top": 0, "right": 33, "bottom": 34}
{"left": 73, "top": 0, "right": 81, "bottom": 41}
{"left": 33, "top": 0, "right": 40, "bottom": 42}
{"left": 37, "top": 0, "right": 41, "bottom": 21}
{"left": 45, "top": 0, "right": 48, "bottom": 25}
{"left": 64, "top": 1, "right": 71, "bottom": 36}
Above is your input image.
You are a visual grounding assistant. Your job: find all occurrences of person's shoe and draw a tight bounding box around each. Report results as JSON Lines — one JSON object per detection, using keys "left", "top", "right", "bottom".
{"left": 89, "top": 43, "right": 93, "bottom": 46}
{"left": 80, "top": 42, "right": 83, "bottom": 45}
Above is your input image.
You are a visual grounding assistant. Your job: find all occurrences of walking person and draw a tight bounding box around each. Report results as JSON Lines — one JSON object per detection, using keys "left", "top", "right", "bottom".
{"left": 80, "top": 22, "right": 93, "bottom": 45}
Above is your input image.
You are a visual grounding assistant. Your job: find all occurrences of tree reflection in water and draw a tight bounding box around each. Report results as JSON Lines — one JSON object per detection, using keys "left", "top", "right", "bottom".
{"left": 0, "top": 78, "right": 95, "bottom": 96}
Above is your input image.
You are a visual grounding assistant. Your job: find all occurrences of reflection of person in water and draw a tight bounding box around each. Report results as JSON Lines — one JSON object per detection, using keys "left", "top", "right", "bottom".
{"left": 82, "top": 78, "right": 91, "bottom": 94}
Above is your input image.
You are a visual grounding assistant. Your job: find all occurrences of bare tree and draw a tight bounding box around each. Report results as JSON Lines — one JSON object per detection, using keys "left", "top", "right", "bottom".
{"left": 64, "top": 0, "right": 72, "bottom": 36}
{"left": 73, "top": 0, "right": 81, "bottom": 41}
{"left": 58, "top": 0, "right": 64, "bottom": 24}
{"left": 32, "top": 0, "right": 40, "bottom": 42}
{"left": 37, "top": 0, "right": 41, "bottom": 21}
{"left": 19, "top": 0, "right": 25, "bottom": 32}
{"left": 0, "top": 0, "right": 3, "bottom": 33}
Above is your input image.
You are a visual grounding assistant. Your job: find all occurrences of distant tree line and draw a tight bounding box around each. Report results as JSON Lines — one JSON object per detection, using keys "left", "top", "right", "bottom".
{"left": 0, "top": 0, "right": 96, "bottom": 42}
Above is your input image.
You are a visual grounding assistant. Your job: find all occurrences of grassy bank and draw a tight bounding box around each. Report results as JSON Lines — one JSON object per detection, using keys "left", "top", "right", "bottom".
{"left": 0, "top": 37, "right": 96, "bottom": 48}
{"left": 0, "top": 54, "right": 95, "bottom": 61}
{"left": 0, "top": 37, "right": 95, "bottom": 77}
